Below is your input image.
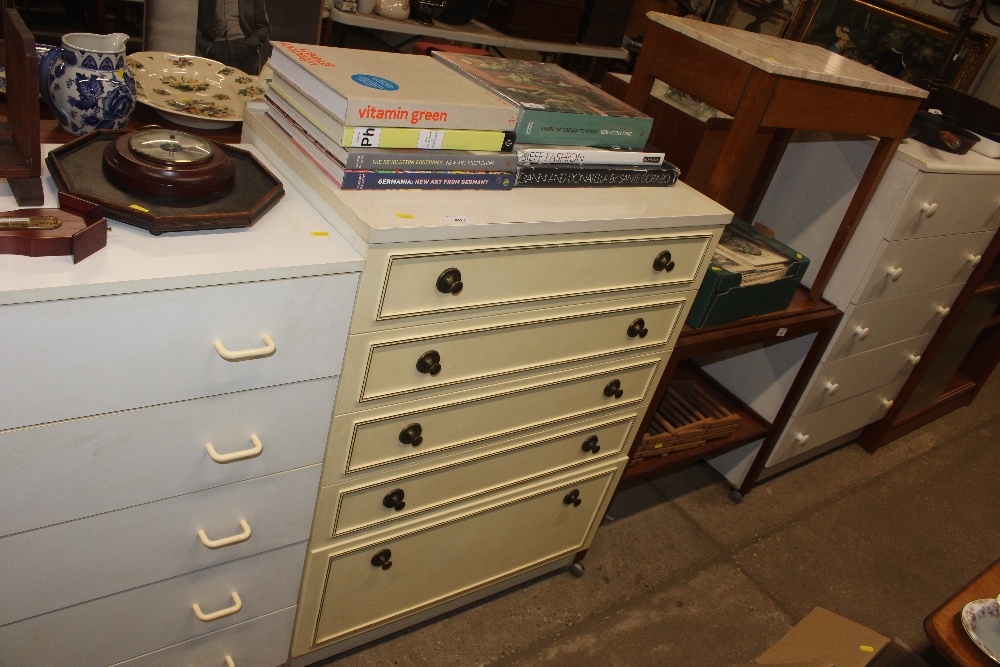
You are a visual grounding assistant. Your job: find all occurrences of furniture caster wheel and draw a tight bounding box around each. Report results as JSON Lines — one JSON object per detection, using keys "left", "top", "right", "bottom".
{"left": 728, "top": 489, "right": 744, "bottom": 504}
{"left": 569, "top": 562, "right": 586, "bottom": 578}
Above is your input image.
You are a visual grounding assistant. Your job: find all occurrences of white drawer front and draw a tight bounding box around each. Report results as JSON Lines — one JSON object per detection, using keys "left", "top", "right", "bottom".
{"left": 0, "top": 378, "right": 336, "bottom": 538}
{"left": 824, "top": 284, "right": 963, "bottom": 362}
{"left": 356, "top": 229, "right": 716, "bottom": 329}
{"left": 0, "top": 466, "right": 319, "bottom": 626}
{"left": 343, "top": 291, "right": 692, "bottom": 408}
{"left": 329, "top": 355, "right": 661, "bottom": 478}
{"left": 795, "top": 332, "right": 934, "bottom": 416}
{"left": 302, "top": 460, "right": 624, "bottom": 649}
{"left": 112, "top": 607, "right": 295, "bottom": 667}
{"left": 0, "top": 542, "right": 306, "bottom": 667}
{"left": 887, "top": 171, "right": 1000, "bottom": 241}
{"left": 317, "top": 413, "right": 635, "bottom": 540}
{"left": 0, "top": 274, "right": 358, "bottom": 431}
{"left": 856, "top": 231, "right": 993, "bottom": 304}
{"left": 768, "top": 381, "right": 905, "bottom": 468}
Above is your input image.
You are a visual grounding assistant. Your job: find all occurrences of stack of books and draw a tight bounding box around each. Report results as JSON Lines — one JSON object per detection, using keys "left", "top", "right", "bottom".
{"left": 431, "top": 53, "right": 679, "bottom": 188}
{"left": 264, "top": 43, "right": 520, "bottom": 191}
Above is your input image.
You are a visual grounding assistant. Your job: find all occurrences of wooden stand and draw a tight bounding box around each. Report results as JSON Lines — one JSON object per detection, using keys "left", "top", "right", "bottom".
{"left": 924, "top": 556, "right": 1000, "bottom": 667}
{"left": 0, "top": 8, "right": 42, "bottom": 206}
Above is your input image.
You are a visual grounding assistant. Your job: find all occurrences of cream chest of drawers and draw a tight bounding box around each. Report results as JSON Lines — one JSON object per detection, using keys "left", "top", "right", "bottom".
{"left": 242, "top": 108, "right": 733, "bottom": 664}
{"left": 0, "top": 149, "right": 364, "bottom": 667}
{"left": 708, "top": 133, "right": 1000, "bottom": 486}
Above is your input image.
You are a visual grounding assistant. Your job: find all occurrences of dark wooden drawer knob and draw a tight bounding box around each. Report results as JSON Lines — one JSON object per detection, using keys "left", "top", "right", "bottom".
{"left": 604, "top": 379, "right": 623, "bottom": 399}
{"left": 371, "top": 549, "right": 392, "bottom": 570}
{"left": 436, "top": 268, "right": 463, "bottom": 295}
{"left": 653, "top": 250, "right": 675, "bottom": 272}
{"left": 627, "top": 318, "right": 648, "bottom": 338}
{"left": 399, "top": 423, "right": 423, "bottom": 446}
{"left": 563, "top": 489, "right": 582, "bottom": 507}
{"left": 383, "top": 488, "right": 405, "bottom": 511}
{"left": 416, "top": 350, "right": 442, "bottom": 376}
{"left": 581, "top": 435, "right": 600, "bottom": 454}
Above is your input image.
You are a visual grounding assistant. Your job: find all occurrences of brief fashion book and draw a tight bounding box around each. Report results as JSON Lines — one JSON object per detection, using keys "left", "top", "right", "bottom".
{"left": 432, "top": 52, "right": 653, "bottom": 149}
{"left": 269, "top": 42, "right": 518, "bottom": 131}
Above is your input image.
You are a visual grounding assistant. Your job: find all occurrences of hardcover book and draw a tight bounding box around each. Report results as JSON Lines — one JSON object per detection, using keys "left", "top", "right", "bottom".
{"left": 432, "top": 53, "right": 652, "bottom": 148}
{"left": 268, "top": 79, "right": 515, "bottom": 152}
{"left": 515, "top": 145, "right": 665, "bottom": 166}
{"left": 515, "top": 163, "right": 679, "bottom": 187}
{"left": 264, "top": 110, "right": 514, "bottom": 191}
{"left": 269, "top": 42, "right": 518, "bottom": 131}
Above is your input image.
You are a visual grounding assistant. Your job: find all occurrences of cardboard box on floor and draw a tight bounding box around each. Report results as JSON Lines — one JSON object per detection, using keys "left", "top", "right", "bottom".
{"left": 733, "top": 607, "right": 931, "bottom": 667}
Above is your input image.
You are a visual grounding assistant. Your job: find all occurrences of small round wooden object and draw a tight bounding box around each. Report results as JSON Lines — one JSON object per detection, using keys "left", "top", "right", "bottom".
{"left": 102, "top": 128, "right": 235, "bottom": 197}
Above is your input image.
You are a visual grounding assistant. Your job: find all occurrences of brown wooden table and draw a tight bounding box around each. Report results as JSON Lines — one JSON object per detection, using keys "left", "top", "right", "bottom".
{"left": 925, "top": 557, "right": 1000, "bottom": 666}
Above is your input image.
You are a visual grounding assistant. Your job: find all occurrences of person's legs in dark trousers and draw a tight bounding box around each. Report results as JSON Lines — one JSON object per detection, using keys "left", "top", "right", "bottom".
{"left": 206, "top": 39, "right": 260, "bottom": 74}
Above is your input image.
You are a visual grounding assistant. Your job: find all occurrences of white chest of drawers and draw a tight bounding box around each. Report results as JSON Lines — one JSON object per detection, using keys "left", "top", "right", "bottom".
{"left": 710, "top": 133, "right": 1000, "bottom": 483}
{"left": 242, "top": 108, "right": 733, "bottom": 665}
{"left": 0, "top": 149, "right": 364, "bottom": 667}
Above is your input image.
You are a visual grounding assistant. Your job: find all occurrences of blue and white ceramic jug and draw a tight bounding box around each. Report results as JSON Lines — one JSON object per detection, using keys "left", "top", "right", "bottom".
{"left": 39, "top": 32, "right": 136, "bottom": 136}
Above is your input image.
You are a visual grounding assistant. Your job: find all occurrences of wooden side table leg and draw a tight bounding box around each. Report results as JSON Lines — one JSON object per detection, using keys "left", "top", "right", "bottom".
{"left": 808, "top": 134, "right": 903, "bottom": 301}
{"left": 8, "top": 176, "right": 43, "bottom": 206}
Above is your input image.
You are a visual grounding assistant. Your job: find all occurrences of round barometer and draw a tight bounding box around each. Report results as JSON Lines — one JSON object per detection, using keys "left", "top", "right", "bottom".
{"left": 102, "top": 127, "right": 235, "bottom": 197}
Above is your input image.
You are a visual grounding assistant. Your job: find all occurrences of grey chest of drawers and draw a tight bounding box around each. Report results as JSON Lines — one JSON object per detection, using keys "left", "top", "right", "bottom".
{"left": 0, "top": 148, "right": 364, "bottom": 667}
{"left": 242, "top": 108, "right": 733, "bottom": 665}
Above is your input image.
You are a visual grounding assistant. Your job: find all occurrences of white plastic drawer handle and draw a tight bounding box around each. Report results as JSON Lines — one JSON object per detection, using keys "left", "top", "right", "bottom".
{"left": 214, "top": 335, "right": 276, "bottom": 362}
{"left": 881, "top": 399, "right": 895, "bottom": 410}
{"left": 192, "top": 592, "right": 242, "bottom": 622}
{"left": 937, "top": 306, "right": 951, "bottom": 318}
{"left": 206, "top": 435, "right": 264, "bottom": 464}
{"left": 921, "top": 202, "right": 938, "bottom": 217}
{"left": 198, "top": 520, "right": 252, "bottom": 549}
{"left": 968, "top": 254, "right": 983, "bottom": 267}
{"left": 225, "top": 658, "right": 235, "bottom": 667}
{"left": 824, "top": 381, "right": 839, "bottom": 396}
{"left": 854, "top": 326, "right": 870, "bottom": 341}
{"left": 908, "top": 353, "right": 922, "bottom": 365}
{"left": 794, "top": 433, "right": 810, "bottom": 447}
{"left": 886, "top": 266, "right": 904, "bottom": 281}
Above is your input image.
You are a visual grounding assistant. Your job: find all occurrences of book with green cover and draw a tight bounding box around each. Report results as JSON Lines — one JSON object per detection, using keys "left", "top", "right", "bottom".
{"left": 432, "top": 53, "right": 652, "bottom": 149}
{"left": 269, "top": 42, "right": 518, "bottom": 131}
{"left": 268, "top": 77, "right": 514, "bottom": 152}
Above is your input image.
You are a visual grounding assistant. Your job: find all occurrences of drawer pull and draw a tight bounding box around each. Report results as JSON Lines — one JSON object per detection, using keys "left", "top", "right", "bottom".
{"left": 383, "top": 489, "right": 406, "bottom": 511}
{"left": 603, "top": 379, "right": 623, "bottom": 399}
{"left": 794, "top": 433, "right": 810, "bottom": 447}
{"left": 436, "top": 268, "right": 464, "bottom": 295}
{"left": 627, "top": 318, "right": 649, "bottom": 338}
{"left": 205, "top": 435, "right": 263, "bottom": 464}
{"left": 854, "top": 326, "right": 870, "bottom": 341}
{"left": 920, "top": 202, "right": 938, "bottom": 217}
{"left": 886, "top": 266, "right": 904, "bottom": 282}
{"left": 881, "top": 398, "right": 895, "bottom": 411}
{"left": 225, "top": 658, "right": 236, "bottom": 667}
{"left": 581, "top": 435, "right": 601, "bottom": 454}
{"left": 399, "top": 423, "right": 423, "bottom": 446}
{"left": 968, "top": 254, "right": 983, "bottom": 267}
{"left": 908, "top": 353, "right": 922, "bottom": 365}
{"left": 936, "top": 306, "right": 951, "bottom": 318}
{"left": 192, "top": 592, "right": 242, "bottom": 622}
{"left": 198, "top": 520, "right": 252, "bottom": 549}
{"left": 416, "top": 350, "right": 442, "bottom": 376}
{"left": 653, "top": 250, "right": 675, "bottom": 272}
{"left": 214, "top": 335, "right": 276, "bottom": 362}
{"left": 824, "top": 382, "right": 839, "bottom": 396}
{"left": 563, "top": 489, "right": 582, "bottom": 507}
{"left": 371, "top": 548, "right": 393, "bottom": 570}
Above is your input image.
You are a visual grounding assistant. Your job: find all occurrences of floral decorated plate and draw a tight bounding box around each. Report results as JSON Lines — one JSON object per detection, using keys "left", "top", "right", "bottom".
{"left": 126, "top": 51, "right": 267, "bottom": 128}
{"left": 962, "top": 598, "right": 1000, "bottom": 664}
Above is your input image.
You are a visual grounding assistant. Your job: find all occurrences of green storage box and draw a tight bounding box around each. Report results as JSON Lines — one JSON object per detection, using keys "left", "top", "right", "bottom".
{"left": 686, "top": 218, "right": 809, "bottom": 329}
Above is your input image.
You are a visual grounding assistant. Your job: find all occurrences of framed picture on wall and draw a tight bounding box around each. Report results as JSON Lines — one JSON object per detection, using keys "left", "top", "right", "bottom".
{"left": 793, "top": 0, "right": 996, "bottom": 91}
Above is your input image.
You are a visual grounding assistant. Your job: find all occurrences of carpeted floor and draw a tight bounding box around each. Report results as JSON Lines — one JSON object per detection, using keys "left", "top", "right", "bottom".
{"left": 322, "top": 370, "right": 1000, "bottom": 667}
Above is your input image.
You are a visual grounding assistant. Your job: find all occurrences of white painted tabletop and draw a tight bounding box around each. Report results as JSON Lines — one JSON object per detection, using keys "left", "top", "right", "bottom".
{"left": 892, "top": 137, "right": 1000, "bottom": 174}
{"left": 243, "top": 108, "right": 734, "bottom": 247}
{"left": 647, "top": 12, "right": 927, "bottom": 99}
{"left": 0, "top": 144, "right": 365, "bottom": 306}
